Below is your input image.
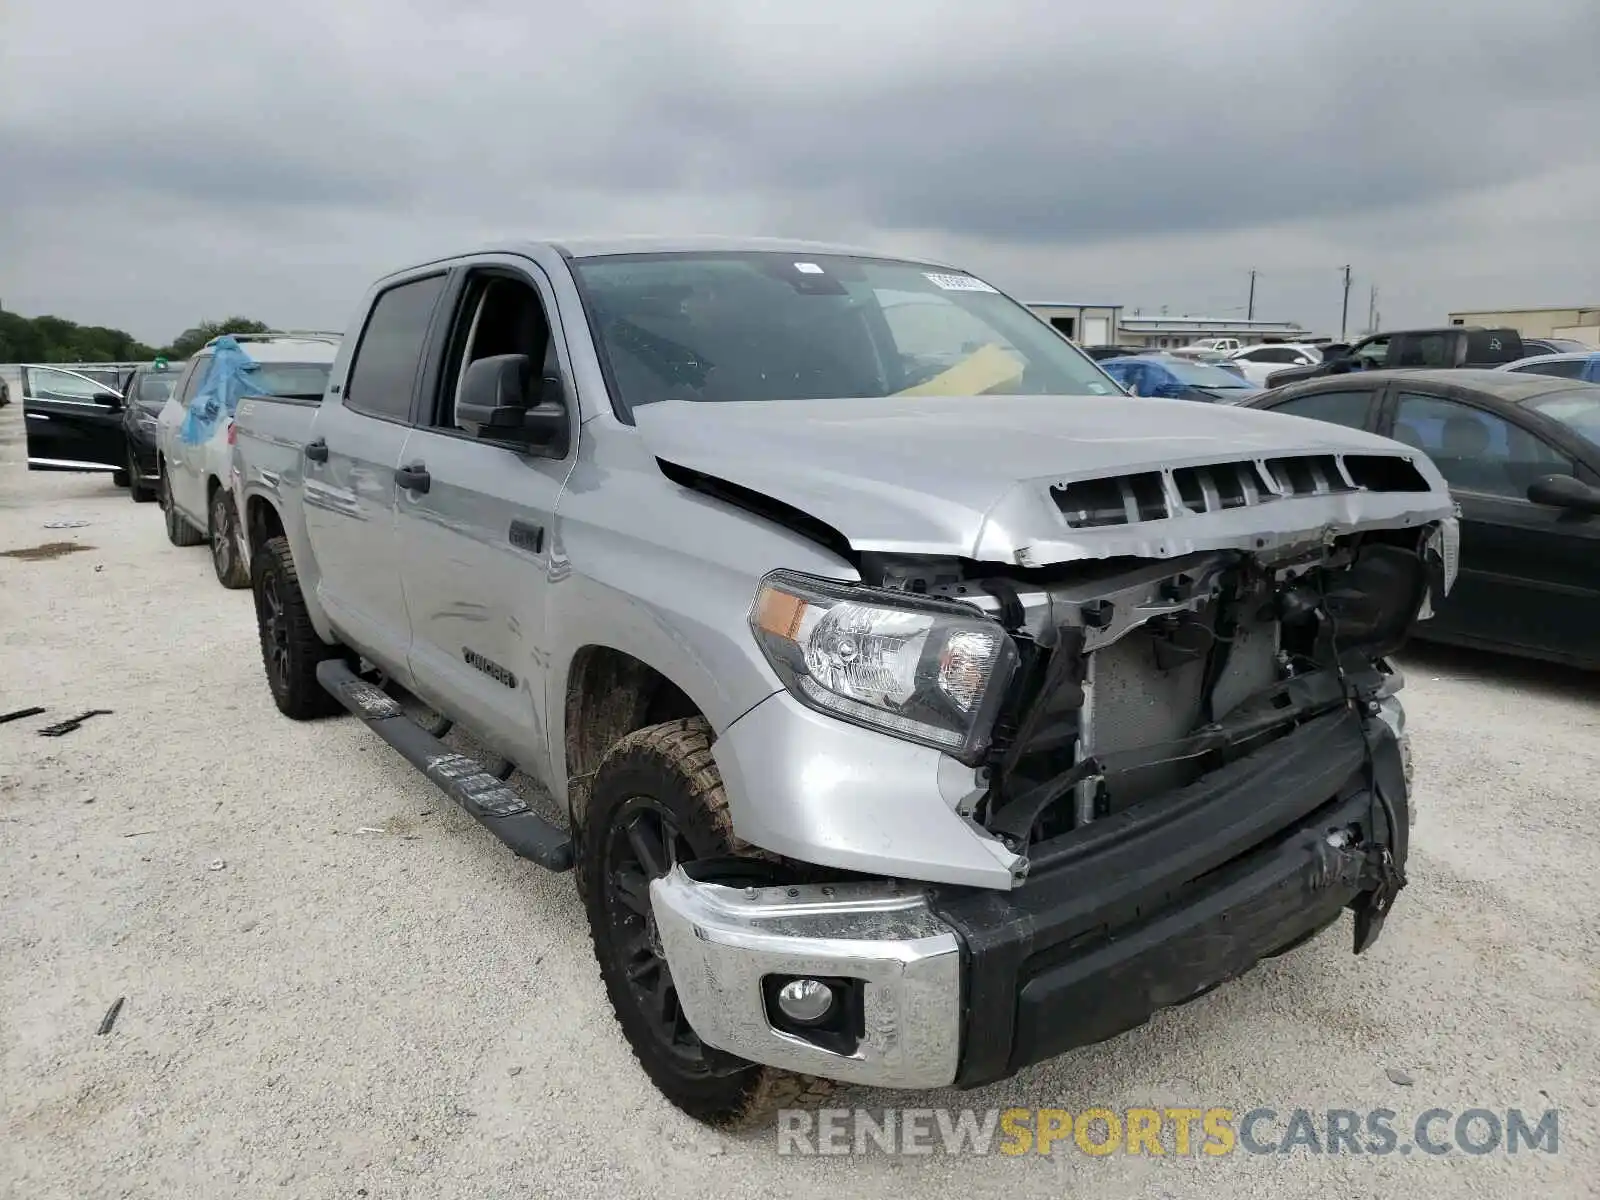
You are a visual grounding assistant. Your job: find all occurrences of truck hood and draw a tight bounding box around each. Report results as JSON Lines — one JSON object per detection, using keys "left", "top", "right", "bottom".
{"left": 632, "top": 393, "right": 1454, "bottom": 566}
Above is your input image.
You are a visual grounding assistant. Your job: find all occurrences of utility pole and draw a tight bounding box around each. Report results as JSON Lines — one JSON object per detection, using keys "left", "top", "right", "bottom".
{"left": 1367, "top": 285, "right": 1378, "bottom": 335}
{"left": 1247, "top": 270, "right": 1257, "bottom": 320}
{"left": 1339, "top": 266, "right": 1352, "bottom": 340}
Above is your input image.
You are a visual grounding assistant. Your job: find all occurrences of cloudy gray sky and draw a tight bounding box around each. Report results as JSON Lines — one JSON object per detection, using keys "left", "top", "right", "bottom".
{"left": 4, "top": 0, "right": 1599, "bottom": 345}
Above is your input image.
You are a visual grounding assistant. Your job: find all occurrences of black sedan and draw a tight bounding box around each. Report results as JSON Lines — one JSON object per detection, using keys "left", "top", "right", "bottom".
{"left": 1229, "top": 369, "right": 1600, "bottom": 668}
{"left": 119, "top": 361, "right": 186, "bottom": 502}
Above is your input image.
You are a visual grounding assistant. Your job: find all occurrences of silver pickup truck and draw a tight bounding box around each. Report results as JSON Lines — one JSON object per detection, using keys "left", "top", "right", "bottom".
{"left": 232, "top": 236, "right": 1456, "bottom": 1125}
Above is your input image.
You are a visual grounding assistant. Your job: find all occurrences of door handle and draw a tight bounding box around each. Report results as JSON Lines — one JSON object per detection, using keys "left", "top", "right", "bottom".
{"left": 510, "top": 519, "right": 545, "bottom": 554}
{"left": 304, "top": 438, "right": 329, "bottom": 463}
{"left": 395, "top": 462, "right": 431, "bottom": 494}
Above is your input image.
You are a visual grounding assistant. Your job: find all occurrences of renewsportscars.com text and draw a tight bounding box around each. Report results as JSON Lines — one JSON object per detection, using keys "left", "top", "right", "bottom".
{"left": 776, "top": 1106, "right": 1561, "bottom": 1158}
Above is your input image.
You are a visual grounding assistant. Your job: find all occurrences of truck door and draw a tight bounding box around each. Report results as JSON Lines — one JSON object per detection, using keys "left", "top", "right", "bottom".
{"left": 303, "top": 271, "right": 448, "bottom": 674}
{"left": 22, "top": 366, "right": 127, "bottom": 473}
{"left": 392, "top": 262, "right": 577, "bottom": 781}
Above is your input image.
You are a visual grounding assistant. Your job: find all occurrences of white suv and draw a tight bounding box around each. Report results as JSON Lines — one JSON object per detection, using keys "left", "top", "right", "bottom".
{"left": 156, "top": 333, "right": 339, "bottom": 586}
{"left": 1227, "top": 342, "right": 1323, "bottom": 386}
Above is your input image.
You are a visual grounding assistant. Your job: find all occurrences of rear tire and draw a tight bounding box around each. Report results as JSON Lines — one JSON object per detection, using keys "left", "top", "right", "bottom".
{"left": 580, "top": 717, "right": 835, "bottom": 1126}
{"left": 160, "top": 468, "right": 205, "bottom": 547}
{"left": 208, "top": 486, "right": 249, "bottom": 589}
{"left": 252, "top": 535, "right": 346, "bottom": 720}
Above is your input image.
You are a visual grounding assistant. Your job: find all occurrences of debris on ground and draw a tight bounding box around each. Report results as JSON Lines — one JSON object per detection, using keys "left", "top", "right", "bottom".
{"left": 0, "top": 706, "right": 45, "bottom": 725}
{"left": 43, "top": 520, "right": 91, "bottom": 530}
{"left": 37, "top": 709, "right": 112, "bottom": 737}
{"left": 96, "top": 997, "right": 126, "bottom": 1035}
{"left": 1385, "top": 1066, "right": 1416, "bottom": 1086}
{"left": 1, "top": 542, "right": 94, "bottom": 561}
{"left": 208, "top": 860, "right": 226, "bottom": 872}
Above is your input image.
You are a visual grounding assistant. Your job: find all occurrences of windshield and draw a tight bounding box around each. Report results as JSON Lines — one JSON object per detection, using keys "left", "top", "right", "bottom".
{"left": 1527, "top": 388, "right": 1600, "bottom": 449}
{"left": 1160, "top": 359, "right": 1255, "bottom": 388}
{"left": 244, "top": 362, "right": 332, "bottom": 399}
{"left": 135, "top": 371, "right": 183, "bottom": 409}
{"left": 571, "top": 252, "right": 1119, "bottom": 410}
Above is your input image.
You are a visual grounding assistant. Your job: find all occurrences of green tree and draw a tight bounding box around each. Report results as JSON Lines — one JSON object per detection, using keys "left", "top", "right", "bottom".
{"left": 163, "top": 317, "right": 273, "bottom": 359}
{"left": 0, "top": 305, "right": 157, "bottom": 362}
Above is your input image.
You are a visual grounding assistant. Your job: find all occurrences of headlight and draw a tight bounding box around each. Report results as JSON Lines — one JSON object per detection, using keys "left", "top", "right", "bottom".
{"left": 749, "top": 571, "right": 1018, "bottom": 764}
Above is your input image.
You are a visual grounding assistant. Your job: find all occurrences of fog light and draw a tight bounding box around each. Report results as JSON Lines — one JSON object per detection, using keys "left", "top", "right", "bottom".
{"left": 775, "top": 978, "right": 835, "bottom": 1025}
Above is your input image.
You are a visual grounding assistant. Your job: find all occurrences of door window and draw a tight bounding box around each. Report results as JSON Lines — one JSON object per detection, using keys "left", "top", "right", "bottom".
{"left": 433, "top": 274, "right": 555, "bottom": 431}
{"left": 25, "top": 367, "right": 111, "bottom": 403}
{"left": 344, "top": 273, "right": 448, "bottom": 422}
{"left": 177, "top": 357, "right": 212, "bottom": 407}
{"left": 1507, "top": 357, "right": 1586, "bottom": 380}
{"left": 1267, "top": 389, "right": 1374, "bottom": 429}
{"left": 1390, "top": 333, "right": 1453, "bottom": 368}
{"left": 1393, "top": 393, "right": 1575, "bottom": 497}
{"left": 1351, "top": 336, "right": 1390, "bottom": 368}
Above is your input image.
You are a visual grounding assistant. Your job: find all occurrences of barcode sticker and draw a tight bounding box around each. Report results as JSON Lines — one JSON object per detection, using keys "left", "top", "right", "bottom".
{"left": 794, "top": 262, "right": 825, "bottom": 274}
{"left": 924, "top": 272, "right": 998, "bottom": 293}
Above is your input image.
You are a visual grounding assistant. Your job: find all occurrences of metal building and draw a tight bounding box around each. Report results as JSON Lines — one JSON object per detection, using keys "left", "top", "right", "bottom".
{"left": 1025, "top": 303, "right": 1123, "bottom": 347}
{"left": 1448, "top": 306, "right": 1600, "bottom": 348}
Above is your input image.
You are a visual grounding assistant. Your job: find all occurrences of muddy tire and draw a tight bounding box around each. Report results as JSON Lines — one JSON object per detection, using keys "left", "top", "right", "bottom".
{"left": 580, "top": 717, "right": 836, "bottom": 1126}
{"left": 159, "top": 468, "right": 205, "bottom": 547}
{"left": 252, "top": 535, "right": 346, "bottom": 720}
{"left": 208, "top": 485, "right": 249, "bottom": 589}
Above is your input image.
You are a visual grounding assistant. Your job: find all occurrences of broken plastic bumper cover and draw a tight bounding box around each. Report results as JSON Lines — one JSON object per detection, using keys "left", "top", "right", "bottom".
{"left": 650, "top": 706, "right": 1406, "bottom": 1090}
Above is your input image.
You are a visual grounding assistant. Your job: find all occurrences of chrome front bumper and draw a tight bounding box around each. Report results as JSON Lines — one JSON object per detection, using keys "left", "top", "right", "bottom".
{"left": 649, "top": 868, "right": 962, "bottom": 1089}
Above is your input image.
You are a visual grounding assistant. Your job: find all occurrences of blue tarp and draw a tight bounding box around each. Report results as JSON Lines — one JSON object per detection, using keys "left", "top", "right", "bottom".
{"left": 178, "top": 337, "right": 267, "bottom": 445}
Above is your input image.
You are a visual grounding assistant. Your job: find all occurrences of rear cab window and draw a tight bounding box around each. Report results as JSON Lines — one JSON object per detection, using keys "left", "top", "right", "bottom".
{"left": 343, "top": 274, "right": 449, "bottom": 422}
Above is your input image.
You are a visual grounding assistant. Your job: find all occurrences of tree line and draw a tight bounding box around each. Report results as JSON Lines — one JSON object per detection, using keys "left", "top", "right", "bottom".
{"left": 0, "top": 306, "right": 273, "bottom": 364}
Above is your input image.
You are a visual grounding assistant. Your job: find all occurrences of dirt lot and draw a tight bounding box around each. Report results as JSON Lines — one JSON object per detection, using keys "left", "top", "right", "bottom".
{"left": 2, "top": 399, "right": 1597, "bottom": 1198}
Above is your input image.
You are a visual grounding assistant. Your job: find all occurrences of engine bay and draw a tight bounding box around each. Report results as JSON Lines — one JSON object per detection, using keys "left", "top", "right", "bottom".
{"left": 861, "top": 522, "right": 1452, "bottom": 851}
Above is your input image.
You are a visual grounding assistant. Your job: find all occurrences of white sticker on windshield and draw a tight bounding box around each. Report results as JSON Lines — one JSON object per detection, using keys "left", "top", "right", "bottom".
{"left": 924, "top": 272, "right": 998, "bottom": 293}
{"left": 794, "top": 262, "right": 825, "bottom": 274}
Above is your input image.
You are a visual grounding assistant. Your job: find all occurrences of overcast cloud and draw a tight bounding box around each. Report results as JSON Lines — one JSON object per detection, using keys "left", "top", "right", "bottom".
{"left": 3, "top": 0, "right": 1599, "bottom": 343}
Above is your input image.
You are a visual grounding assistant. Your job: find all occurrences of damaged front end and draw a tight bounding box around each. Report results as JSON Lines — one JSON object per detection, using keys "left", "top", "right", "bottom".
{"left": 865, "top": 510, "right": 1455, "bottom": 953}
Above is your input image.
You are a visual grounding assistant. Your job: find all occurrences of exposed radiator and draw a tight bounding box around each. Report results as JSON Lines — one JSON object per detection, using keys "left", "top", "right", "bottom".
{"left": 1081, "top": 609, "right": 1280, "bottom": 813}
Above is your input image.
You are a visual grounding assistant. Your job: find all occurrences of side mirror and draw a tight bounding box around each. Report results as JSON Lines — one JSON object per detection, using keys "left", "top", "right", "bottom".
{"left": 456, "top": 353, "right": 569, "bottom": 455}
{"left": 94, "top": 390, "right": 123, "bottom": 410}
{"left": 1527, "top": 473, "right": 1600, "bottom": 515}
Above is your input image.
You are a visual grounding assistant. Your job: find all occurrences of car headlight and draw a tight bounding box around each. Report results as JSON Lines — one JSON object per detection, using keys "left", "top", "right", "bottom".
{"left": 749, "top": 570, "right": 1018, "bottom": 765}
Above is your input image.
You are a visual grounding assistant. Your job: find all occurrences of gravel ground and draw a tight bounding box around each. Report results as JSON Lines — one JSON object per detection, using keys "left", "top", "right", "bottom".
{"left": 2, "top": 397, "right": 1597, "bottom": 1199}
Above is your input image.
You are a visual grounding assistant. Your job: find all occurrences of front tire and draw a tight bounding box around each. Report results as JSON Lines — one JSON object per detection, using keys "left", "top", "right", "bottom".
{"left": 581, "top": 717, "right": 834, "bottom": 1126}
{"left": 129, "top": 447, "right": 156, "bottom": 503}
{"left": 251, "top": 535, "right": 346, "bottom": 720}
{"left": 208, "top": 486, "right": 249, "bottom": 589}
{"left": 160, "top": 468, "right": 205, "bottom": 547}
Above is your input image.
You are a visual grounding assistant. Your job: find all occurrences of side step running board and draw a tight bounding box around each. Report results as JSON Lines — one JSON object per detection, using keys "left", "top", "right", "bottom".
{"left": 316, "top": 659, "right": 574, "bottom": 872}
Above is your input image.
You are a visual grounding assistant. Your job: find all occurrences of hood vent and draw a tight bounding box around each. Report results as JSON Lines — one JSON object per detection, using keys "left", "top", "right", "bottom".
{"left": 1052, "top": 453, "right": 1430, "bottom": 530}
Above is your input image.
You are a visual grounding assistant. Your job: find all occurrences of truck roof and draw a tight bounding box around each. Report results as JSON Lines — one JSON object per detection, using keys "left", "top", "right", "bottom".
{"left": 391, "top": 235, "right": 964, "bottom": 278}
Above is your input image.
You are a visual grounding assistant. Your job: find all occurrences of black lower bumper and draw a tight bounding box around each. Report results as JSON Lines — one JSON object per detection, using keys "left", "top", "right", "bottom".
{"left": 932, "top": 708, "right": 1407, "bottom": 1089}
